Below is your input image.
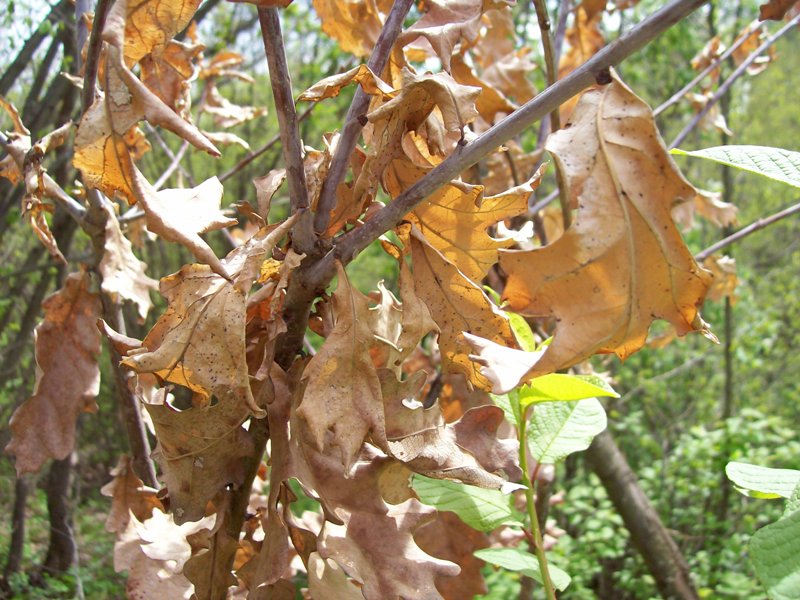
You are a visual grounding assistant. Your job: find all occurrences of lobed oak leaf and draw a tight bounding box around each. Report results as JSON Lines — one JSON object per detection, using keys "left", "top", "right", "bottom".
{"left": 104, "top": 0, "right": 202, "bottom": 66}
{"left": 101, "top": 455, "right": 163, "bottom": 533}
{"left": 491, "top": 73, "right": 712, "bottom": 388}
{"left": 405, "top": 230, "right": 517, "bottom": 391}
{"left": 415, "top": 511, "right": 490, "bottom": 600}
{"left": 114, "top": 509, "right": 213, "bottom": 599}
{"left": 6, "top": 271, "right": 102, "bottom": 474}
{"left": 410, "top": 167, "right": 543, "bottom": 282}
{"left": 450, "top": 54, "right": 517, "bottom": 124}
{"left": 397, "top": 0, "right": 513, "bottom": 72}
{"left": 731, "top": 24, "right": 776, "bottom": 76}
{"left": 672, "top": 188, "right": 738, "bottom": 230}
{"left": 99, "top": 203, "right": 158, "bottom": 321}
{"left": 130, "top": 171, "right": 235, "bottom": 279}
{"left": 140, "top": 39, "right": 204, "bottom": 116}
{"left": 295, "top": 264, "right": 386, "bottom": 470}
{"left": 183, "top": 502, "right": 239, "bottom": 600}
{"left": 298, "top": 64, "right": 396, "bottom": 102}
{"left": 380, "top": 369, "right": 520, "bottom": 488}
{"left": 312, "top": 0, "right": 385, "bottom": 57}
{"left": 307, "top": 552, "right": 363, "bottom": 600}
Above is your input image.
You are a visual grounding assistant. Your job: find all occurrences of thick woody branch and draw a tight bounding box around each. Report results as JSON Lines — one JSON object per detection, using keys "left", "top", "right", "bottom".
{"left": 669, "top": 12, "right": 800, "bottom": 149}
{"left": 313, "top": 0, "right": 415, "bottom": 235}
{"left": 695, "top": 200, "right": 800, "bottom": 262}
{"left": 258, "top": 8, "right": 315, "bottom": 253}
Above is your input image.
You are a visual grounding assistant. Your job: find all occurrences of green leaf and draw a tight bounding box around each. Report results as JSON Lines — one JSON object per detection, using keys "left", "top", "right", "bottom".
{"left": 474, "top": 547, "right": 571, "bottom": 591}
{"left": 528, "top": 399, "right": 607, "bottom": 463}
{"left": 750, "top": 509, "right": 800, "bottom": 600}
{"left": 491, "top": 391, "right": 520, "bottom": 428}
{"left": 725, "top": 462, "right": 800, "bottom": 500}
{"left": 411, "top": 475, "right": 524, "bottom": 532}
{"left": 483, "top": 285, "right": 538, "bottom": 352}
{"left": 671, "top": 146, "right": 800, "bottom": 189}
{"left": 518, "top": 373, "right": 618, "bottom": 407}
{"left": 784, "top": 482, "right": 800, "bottom": 518}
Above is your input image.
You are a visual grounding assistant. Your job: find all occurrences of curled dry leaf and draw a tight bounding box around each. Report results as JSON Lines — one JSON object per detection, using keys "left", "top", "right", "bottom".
{"left": 380, "top": 369, "right": 520, "bottom": 488}
{"left": 410, "top": 167, "right": 543, "bottom": 282}
{"left": 406, "top": 230, "right": 517, "bottom": 391}
{"left": 200, "top": 82, "right": 268, "bottom": 129}
{"left": 6, "top": 271, "right": 102, "bottom": 474}
{"left": 415, "top": 511, "right": 490, "bottom": 600}
{"left": 703, "top": 254, "right": 738, "bottom": 304}
{"left": 296, "top": 264, "right": 386, "bottom": 470}
{"left": 312, "top": 0, "right": 386, "bottom": 57}
{"left": 672, "top": 188, "right": 739, "bottom": 230}
{"left": 183, "top": 504, "right": 239, "bottom": 600}
{"left": 101, "top": 455, "right": 163, "bottom": 533}
{"left": 298, "top": 64, "right": 396, "bottom": 102}
{"left": 759, "top": 0, "right": 800, "bottom": 20}
{"left": 130, "top": 172, "right": 235, "bottom": 279}
{"left": 114, "top": 509, "right": 214, "bottom": 600}
{"left": 484, "top": 72, "right": 712, "bottom": 389}
{"left": 397, "top": 0, "right": 513, "bottom": 72}
{"left": 99, "top": 203, "right": 158, "bottom": 321}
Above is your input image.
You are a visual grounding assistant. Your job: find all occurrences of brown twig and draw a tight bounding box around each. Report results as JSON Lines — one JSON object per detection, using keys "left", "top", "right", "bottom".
{"left": 330, "top": 0, "right": 709, "bottom": 275}
{"left": 258, "top": 7, "right": 315, "bottom": 253}
{"left": 532, "top": 0, "right": 572, "bottom": 230}
{"left": 653, "top": 19, "right": 759, "bottom": 117}
{"left": 313, "top": 0, "right": 415, "bottom": 235}
{"left": 79, "top": 0, "right": 112, "bottom": 111}
{"left": 695, "top": 201, "right": 800, "bottom": 262}
{"left": 669, "top": 12, "right": 800, "bottom": 149}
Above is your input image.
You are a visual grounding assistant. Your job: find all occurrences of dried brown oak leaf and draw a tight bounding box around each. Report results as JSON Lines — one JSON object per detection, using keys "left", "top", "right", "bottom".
{"left": 397, "top": 0, "right": 514, "bottom": 72}
{"left": 6, "top": 271, "right": 102, "bottom": 474}
{"left": 415, "top": 511, "right": 490, "bottom": 600}
{"left": 183, "top": 501, "right": 239, "bottom": 600}
{"left": 759, "top": 0, "right": 800, "bottom": 20}
{"left": 406, "top": 229, "right": 517, "bottom": 392}
{"left": 312, "top": 0, "right": 386, "bottom": 57}
{"left": 101, "top": 455, "right": 163, "bottom": 534}
{"left": 410, "top": 166, "right": 543, "bottom": 283}
{"left": 298, "top": 443, "right": 460, "bottom": 600}
{"left": 114, "top": 509, "right": 213, "bottom": 599}
{"left": 122, "top": 216, "right": 297, "bottom": 416}
{"left": 298, "top": 64, "right": 396, "bottom": 102}
{"left": 474, "top": 73, "right": 712, "bottom": 392}
{"left": 296, "top": 264, "right": 387, "bottom": 470}
{"left": 130, "top": 172, "right": 235, "bottom": 279}
{"left": 380, "top": 369, "right": 520, "bottom": 489}
{"left": 99, "top": 203, "right": 158, "bottom": 321}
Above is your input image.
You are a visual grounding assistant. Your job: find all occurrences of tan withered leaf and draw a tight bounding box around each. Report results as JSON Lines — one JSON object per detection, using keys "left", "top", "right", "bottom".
{"left": 450, "top": 54, "right": 516, "bottom": 124}
{"left": 307, "top": 552, "right": 363, "bottom": 600}
{"left": 703, "top": 255, "right": 738, "bottom": 304}
{"left": 407, "top": 230, "right": 517, "bottom": 391}
{"left": 672, "top": 188, "right": 738, "bottom": 230}
{"left": 99, "top": 203, "right": 158, "bottom": 321}
{"left": 101, "top": 455, "right": 163, "bottom": 533}
{"left": 495, "top": 73, "right": 712, "bottom": 385}
{"left": 183, "top": 503, "right": 239, "bottom": 600}
{"left": 295, "top": 441, "right": 460, "bottom": 600}
{"left": 296, "top": 264, "right": 386, "bottom": 470}
{"left": 122, "top": 217, "right": 297, "bottom": 419}
{"left": 200, "top": 82, "right": 268, "bottom": 129}
{"left": 6, "top": 271, "right": 102, "bottom": 475}
{"left": 114, "top": 509, "right": 214, "bottom": 599}
{"left": 415, "top": 511, "right": 490, "bottom": 600}
{"left": 410, "top": 167, "right": 543, "bottom": 282}
{"left": 759, "top": 0, "right": 799, "bottom": 20}
{"left": 105, "top": 0, "right": 202, "bottom": 66}
{"left": 130, "top": 171, "right": 235, "bottom": 279}
{"left": 140, "top": 40, "right": 204, "bottom": 116}
{"left": 298, "top": 64, "right": 395, "bottom": 102}
{"left": 312, "top": 0, "right": 385, "bottom": 57}
{"left": 397, "top": 0, "right": 513, "bottom": 72}
{"left": 380, "top": 369, "right": 519, "bottom": 489}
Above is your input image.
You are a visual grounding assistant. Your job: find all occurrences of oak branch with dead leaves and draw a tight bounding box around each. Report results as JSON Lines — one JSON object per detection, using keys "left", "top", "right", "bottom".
{"left": 1, "top": 0, "right": 728, "bottom": 598}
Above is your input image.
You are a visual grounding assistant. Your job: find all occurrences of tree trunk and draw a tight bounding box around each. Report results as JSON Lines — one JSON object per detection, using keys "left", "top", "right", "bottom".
{"left": 586, "top": 430, "right": 699, "bottom": 600}
{"left": 3, "top": 476, "right": 31, "bottom": 578}
{"left": 42, "top": 454, "right": 77, "bottom": 575}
